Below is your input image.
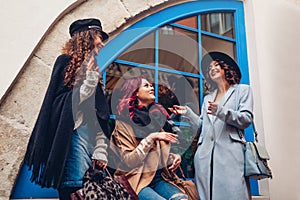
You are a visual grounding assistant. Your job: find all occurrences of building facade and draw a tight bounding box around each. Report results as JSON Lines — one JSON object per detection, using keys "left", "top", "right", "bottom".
{"left": 1, "top": 0, "right": 300, "bottom": 199}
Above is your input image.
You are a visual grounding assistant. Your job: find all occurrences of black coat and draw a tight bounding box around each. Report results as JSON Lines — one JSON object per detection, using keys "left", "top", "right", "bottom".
{"left": 24, "top": 54, "right": 109, "bottom": 188}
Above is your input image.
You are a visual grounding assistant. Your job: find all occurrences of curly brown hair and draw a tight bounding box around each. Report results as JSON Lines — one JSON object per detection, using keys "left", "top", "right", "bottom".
{"left": 62, "top": 29, "right": 102, "bottom": 88}
{"left": 204, "top": 59, "right": 241, "bottom": 92}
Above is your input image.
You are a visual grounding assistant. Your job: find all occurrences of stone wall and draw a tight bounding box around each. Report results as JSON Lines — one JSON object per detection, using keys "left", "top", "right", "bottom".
{"left": 0, "top": 0, "right": 191, "bottom": 199}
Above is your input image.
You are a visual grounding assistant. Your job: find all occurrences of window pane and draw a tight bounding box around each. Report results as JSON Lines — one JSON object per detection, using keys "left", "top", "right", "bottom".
{"left": 174, "top": 16, "right": 197, "bottom": 29}
{"left": 117, "top": 32, "right": 155, "bottom": 65}
{"left": 201, "top": 34, "right": 236, "bottom": 60}
{"left": 157, "top": 72, "right": 200, "bottom": 115}
{"left": 201, "top": 12, "right": 235, "bottom": 38}
{"left": 158, "top": 27, "right": 199, "bottom": 74}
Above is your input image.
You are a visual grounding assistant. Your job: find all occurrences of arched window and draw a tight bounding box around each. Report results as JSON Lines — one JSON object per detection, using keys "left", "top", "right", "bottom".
{"left": 12, "top": 1, "right": 259, "bottom": 198}
{"left": 99, "top": 0, "right": 258, "bottom": 196}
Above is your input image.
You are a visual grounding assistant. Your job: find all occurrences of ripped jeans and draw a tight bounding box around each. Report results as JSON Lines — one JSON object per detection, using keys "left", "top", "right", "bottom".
{"left": 138, "top": 170, "right": 188, "bottom": 200}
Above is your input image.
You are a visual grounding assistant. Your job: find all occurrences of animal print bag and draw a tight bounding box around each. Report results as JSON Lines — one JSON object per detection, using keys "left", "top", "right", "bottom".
{"left": 80, "top": 166, "right": 136, "bottom": 200}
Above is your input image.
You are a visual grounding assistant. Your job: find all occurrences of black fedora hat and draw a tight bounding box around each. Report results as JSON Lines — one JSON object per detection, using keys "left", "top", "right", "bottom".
{"left": 201, "top": 51, "right": 241, "bottom": 80}
{"left": 69, "top": 18, "right": 109, "bottom": 42}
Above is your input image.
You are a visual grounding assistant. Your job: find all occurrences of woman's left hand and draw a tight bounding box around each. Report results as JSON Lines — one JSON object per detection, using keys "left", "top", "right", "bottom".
{"left": 168, "top": 153, "right": 181, "bottom": 171}
{"left": 207, "top": 101, "right": 219, "bottom": 115}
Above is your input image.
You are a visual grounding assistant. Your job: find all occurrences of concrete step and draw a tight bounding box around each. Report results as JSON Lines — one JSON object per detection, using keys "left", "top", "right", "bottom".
{"left": 252, "top": 196, "right": 270, "bottom": 200}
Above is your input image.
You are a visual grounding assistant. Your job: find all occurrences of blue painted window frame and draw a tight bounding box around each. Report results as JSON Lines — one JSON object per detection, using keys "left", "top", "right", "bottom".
{"left": 98, "top": 1, "right": 258, "bottom": 195}
{"left": 12, "top": 1, "right": 259, "bottom": 198}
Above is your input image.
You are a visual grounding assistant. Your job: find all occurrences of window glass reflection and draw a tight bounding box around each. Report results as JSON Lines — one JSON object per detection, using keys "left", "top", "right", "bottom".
{"left": 157, "top": 72, "right": 200, "bottom": 115}
{"left": 202, "top": 35, "right": 236, "bottom": 60}
{"left": 158, "top": 26, "right": 199, "bottom": 74}
{"left": 201, "top": 12, "right": 234, "bottom": 38}
{"left": 174, "top": 16, "right": 197, "bottom": 29}
{"left": 118, "top": 32, "right": 155, "bottom": 65}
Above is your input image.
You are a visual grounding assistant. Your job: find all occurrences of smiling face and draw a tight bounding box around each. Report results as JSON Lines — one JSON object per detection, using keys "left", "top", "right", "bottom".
{"left": 208, "top": 60, "right": 225, "bottom": 82}
{"left": 93, "top": 33, "right": 104, "bottom": 54}
{"left": 136, "top": 79, "right": 155, "bottom": 107}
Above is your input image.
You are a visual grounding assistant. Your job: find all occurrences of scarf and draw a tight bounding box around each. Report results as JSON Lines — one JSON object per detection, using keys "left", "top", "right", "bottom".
{"left": 119, "top": 103, "right": 177, "bottom": 139}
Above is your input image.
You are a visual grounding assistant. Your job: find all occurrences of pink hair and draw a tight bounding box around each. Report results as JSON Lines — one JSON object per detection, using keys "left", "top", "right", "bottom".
{"left": 117, "top": 76, "right": 171, "bottom": 121}
{"left": 117, "top": 76, "right": 143, "bottom": 116}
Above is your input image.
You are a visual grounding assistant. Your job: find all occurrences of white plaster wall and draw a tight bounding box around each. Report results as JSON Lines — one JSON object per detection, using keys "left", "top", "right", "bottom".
{"left": 0, "top": 0, "right": 75, "bottom": 102}
{"left": 245, "top": 0, "right": 300, "bottom": 199}
{"left": 1, "top": 0, "right": 300, "bottom": 199}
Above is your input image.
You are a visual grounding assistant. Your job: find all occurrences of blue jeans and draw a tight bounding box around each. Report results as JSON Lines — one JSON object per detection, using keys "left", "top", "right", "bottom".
{"left": 60, "top": 124, "right": 96, "bottom": 188}
{"left": 138, "top": 170, "right": 188, "bottom": 200}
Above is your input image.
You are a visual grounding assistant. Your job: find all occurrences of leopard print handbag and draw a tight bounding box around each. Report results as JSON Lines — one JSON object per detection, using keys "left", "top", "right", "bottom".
{"left": 82, "top": 166, "right": 136, "bottom": 200}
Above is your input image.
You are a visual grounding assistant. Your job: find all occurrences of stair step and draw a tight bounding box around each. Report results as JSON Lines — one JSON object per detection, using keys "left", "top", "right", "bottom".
{"left": 252, "top": 196, "right": 270, "bottom": 200}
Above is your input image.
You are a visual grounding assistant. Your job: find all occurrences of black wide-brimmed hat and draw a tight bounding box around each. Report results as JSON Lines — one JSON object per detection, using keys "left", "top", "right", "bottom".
{"left": 201, "top": 51, "right": 241, "bottom": 80}
{"left": 69, "top": 18, "right": 109, "bottom": 42}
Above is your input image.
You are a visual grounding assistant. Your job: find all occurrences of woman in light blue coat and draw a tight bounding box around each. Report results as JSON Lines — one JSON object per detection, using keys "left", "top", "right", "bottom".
{"left": 169, "top": 52, "right": 253, "bottom": 200}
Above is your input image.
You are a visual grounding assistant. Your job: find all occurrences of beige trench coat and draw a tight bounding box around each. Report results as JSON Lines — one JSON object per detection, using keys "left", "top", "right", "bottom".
{"left": 110, "top": 120, "right": 171, "bottom": 194}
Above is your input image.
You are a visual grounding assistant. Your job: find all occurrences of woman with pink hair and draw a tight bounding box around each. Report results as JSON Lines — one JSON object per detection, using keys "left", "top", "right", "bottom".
{"left": 110, "top": 76, "right": 188, "bottom": 200}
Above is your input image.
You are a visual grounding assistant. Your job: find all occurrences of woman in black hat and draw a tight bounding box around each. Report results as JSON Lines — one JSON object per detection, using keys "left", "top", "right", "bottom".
{"left": 169, "top": 51, "right": 253, "bottom": 200}
{"left": 24, "top": 18, "right": 110, "bottom": 199}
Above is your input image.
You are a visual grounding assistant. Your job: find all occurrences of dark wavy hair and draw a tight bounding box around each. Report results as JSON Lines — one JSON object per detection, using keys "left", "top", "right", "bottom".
{"left": 204, "top": 59, "right": 241, "bottom": 92}
{"left": 61, "top": 29, "right": 102, "bottom": 88}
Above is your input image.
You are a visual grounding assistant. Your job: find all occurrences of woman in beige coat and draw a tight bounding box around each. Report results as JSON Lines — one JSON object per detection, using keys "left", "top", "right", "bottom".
{"left": 110, "top": 76, "right": 188, "bottom": 200}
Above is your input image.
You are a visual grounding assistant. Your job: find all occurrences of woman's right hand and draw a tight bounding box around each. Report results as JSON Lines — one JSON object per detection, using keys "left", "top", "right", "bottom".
{"left": 86, "top": 55, "right": 102, "bottom": 82}
{"left": 149, "top": 132, "right": 178, "bottom": 143}
{"left": 86, "top": 54, "right": 95, "bottom": 71}
{"left": 168, "top": 105, "right": 187, "bottom": 115}
{"left": 92, "top": 159, "right": 107, "bottom": 169}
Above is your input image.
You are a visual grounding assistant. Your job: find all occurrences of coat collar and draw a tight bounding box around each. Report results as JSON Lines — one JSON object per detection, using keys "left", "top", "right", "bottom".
{"left": 208, "top": 84, "right": 237, "bottom": 105}
{"left": 207, "top": 84, "right": 238, "bottom": 124}
{"left": 221, "top": 84, "right": 237, "bottom": 106}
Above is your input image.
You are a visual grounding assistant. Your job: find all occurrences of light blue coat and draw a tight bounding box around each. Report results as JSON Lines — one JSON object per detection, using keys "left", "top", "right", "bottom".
{"left": 185, "top": 84, "right": 253, "bottom": 200}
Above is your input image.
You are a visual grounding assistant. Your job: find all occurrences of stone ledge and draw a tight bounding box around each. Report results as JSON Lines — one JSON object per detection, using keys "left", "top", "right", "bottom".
{"left": 252, "top": 196, "right": 270, "bottom": 200}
